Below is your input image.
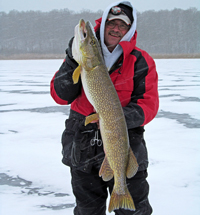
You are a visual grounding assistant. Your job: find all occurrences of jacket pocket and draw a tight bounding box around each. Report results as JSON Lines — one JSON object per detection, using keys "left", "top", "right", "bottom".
{"left": 71, "top": 123, "right": 97, "bottom": 173}
{"left": 61, "top": 118, "right": 80, "bottom": 166}
{"left": 114, "top": 83, "right": 133, "bottom": 107}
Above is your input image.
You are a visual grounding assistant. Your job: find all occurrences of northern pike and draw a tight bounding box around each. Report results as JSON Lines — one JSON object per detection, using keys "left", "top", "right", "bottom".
{"left": 72, "top": 19, "right": 138, "bottom": 212}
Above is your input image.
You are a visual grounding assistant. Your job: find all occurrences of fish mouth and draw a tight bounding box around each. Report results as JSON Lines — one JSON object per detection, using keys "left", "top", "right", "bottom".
{"left": 79, "top": 19, "right": 87, "bottom": 42}
{"left": 79, "top": 19, "right": 96, "bottom": 42}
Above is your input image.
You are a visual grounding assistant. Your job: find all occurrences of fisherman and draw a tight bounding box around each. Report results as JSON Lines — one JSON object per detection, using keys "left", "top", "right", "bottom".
{"left": 50, "top": 1, "right": 159, "bottom": 215}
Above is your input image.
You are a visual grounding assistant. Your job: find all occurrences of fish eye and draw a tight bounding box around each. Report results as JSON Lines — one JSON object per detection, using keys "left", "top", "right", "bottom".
{"left": 90, "top": 38, "right": 96, "bottom": 45}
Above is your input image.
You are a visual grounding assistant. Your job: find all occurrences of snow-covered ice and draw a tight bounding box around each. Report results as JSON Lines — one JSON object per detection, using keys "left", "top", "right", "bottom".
{"left": 0, "top": 59, "right": 200, "bottom": 215}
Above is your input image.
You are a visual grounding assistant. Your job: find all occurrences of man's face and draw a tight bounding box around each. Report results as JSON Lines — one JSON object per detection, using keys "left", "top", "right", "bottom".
{"left": 104, "top": 19, "right": 130, "bottom": 52}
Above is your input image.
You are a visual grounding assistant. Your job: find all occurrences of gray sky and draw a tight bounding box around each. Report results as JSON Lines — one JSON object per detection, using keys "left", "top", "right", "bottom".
{"left": 0, "top": 0, "right": 199, "bottom": 13}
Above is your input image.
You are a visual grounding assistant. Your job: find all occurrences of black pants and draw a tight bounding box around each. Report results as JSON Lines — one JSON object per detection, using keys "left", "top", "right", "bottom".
{"left": 70, "top": 166, "right": 153, "bottom": 215}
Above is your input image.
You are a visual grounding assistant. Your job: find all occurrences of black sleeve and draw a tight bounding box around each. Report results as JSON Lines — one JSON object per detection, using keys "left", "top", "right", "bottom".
{"left": 53, "top": 37, "right": 82, "bottom": 104}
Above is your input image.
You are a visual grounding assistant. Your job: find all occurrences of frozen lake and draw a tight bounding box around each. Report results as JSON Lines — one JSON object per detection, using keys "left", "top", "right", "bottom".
{"left": 0, "top": 59, "right": 200, "bottom": 215}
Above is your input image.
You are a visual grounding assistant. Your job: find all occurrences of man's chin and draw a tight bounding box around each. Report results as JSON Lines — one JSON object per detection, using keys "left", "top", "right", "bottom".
{"left": 108, "top": 37, "right": 120, "bottom": 46}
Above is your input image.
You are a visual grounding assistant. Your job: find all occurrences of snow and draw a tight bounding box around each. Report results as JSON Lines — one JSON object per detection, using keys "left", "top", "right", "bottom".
{"left": 0, "top": 59, "right": 200, "bottom": 215}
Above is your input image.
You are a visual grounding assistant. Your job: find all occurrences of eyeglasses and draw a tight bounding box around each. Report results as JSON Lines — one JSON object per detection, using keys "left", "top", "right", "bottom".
{"left": 106, "top": 20, "right": 130, "bottom": 31}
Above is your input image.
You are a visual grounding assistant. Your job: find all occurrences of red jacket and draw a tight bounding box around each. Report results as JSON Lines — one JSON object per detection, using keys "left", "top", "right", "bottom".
{"left": 50, "top": 18, "right": 159, "bottom": 128}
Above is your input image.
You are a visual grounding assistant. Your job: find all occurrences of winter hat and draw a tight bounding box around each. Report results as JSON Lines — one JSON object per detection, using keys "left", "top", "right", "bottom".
{"left": 107, "top": 4, "right": 133, "bottom": 25}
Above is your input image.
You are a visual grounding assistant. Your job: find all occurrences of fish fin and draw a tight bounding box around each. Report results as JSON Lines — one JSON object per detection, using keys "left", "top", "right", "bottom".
{"left": 99, "top": 156, "right": 113, "bottom": 181}
{"left": 72, "top": 65, "right": 82, "bottom": 84}
{"left": 108, "top": 186, "right": 136, "bottom": 212}
{"left": 126, "top": 148, "right": 138, "bottom": 179}
{"left": 85, "top": 113, "right": 99, "bottom": 126}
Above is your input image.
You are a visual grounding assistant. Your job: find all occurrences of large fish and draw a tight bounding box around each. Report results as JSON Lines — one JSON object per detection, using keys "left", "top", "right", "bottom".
{"left": 72, "top": 19, "right": 138, "bottom": 213}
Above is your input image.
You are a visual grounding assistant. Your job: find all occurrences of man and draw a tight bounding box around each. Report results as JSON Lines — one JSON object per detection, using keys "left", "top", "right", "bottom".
{"left": 50, "top": 1, "right": 159, "bottom": 215}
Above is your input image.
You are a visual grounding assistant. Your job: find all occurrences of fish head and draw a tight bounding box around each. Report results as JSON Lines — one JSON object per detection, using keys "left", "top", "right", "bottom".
{"left": 74, "top": 19, "right": 104, "bottom": 70}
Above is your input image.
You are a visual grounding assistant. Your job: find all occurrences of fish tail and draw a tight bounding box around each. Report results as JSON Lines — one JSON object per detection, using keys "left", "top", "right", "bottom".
{"left": 108, "top": 186, "right": 136, "bottom": 212}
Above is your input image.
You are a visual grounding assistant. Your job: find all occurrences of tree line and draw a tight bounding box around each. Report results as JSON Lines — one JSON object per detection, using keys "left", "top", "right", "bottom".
{"left": 0, "top": 8, "right": 199, "bottom": 58}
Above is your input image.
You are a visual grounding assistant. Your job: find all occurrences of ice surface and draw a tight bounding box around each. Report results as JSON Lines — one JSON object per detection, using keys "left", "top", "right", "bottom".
{"left": 0, "top": 59, "right": 200, "bottom": 215}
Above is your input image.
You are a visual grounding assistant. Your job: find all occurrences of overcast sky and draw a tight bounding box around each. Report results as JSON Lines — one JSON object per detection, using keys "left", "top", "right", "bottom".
{"left": 0, "top": 0, "right": 199, "bottom": 13}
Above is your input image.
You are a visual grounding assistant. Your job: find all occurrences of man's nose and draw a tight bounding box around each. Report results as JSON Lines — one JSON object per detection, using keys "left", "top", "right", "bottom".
{"left": 113, "top": 24, "right": 120, "bottom": 31}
